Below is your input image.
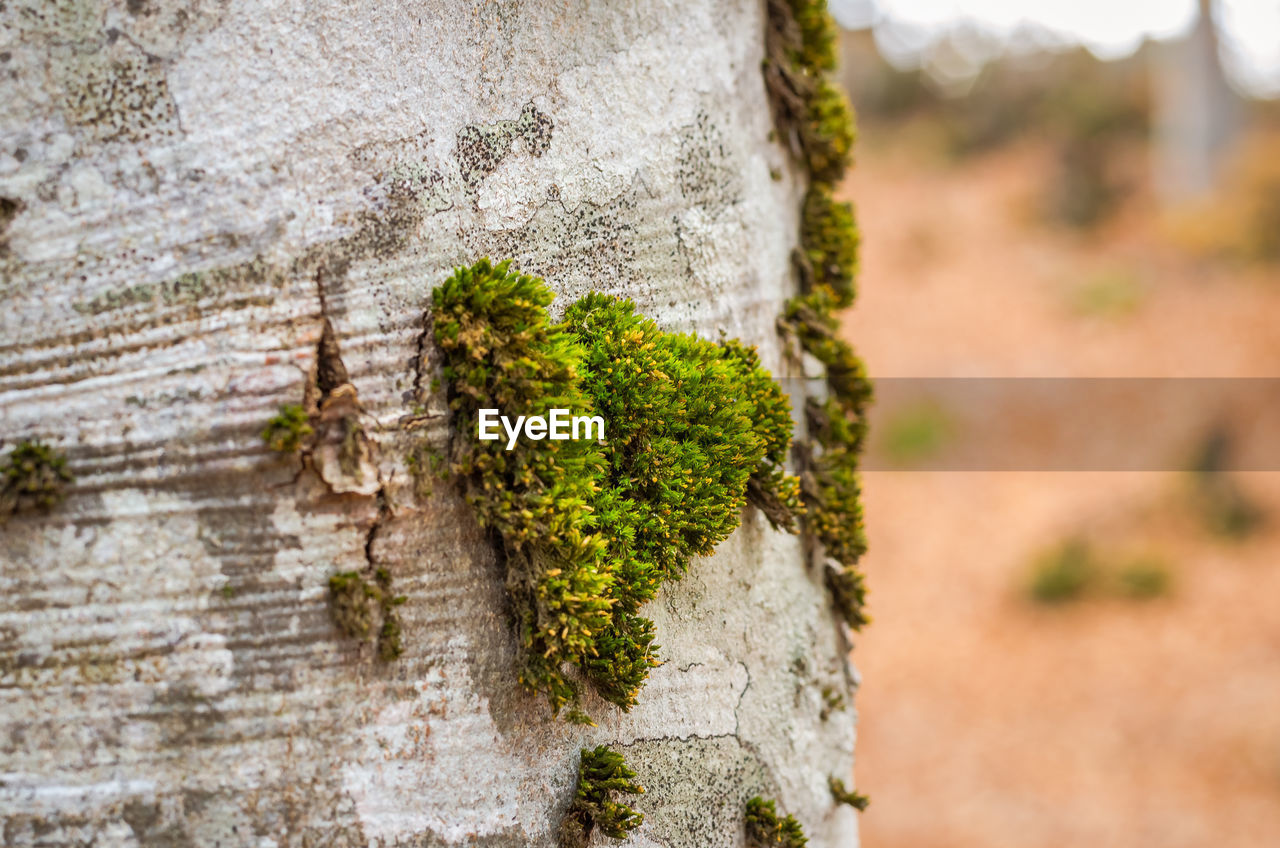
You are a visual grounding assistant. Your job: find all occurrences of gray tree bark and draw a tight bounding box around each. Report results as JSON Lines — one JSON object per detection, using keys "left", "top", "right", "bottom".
{"left": 0, "top": 2, "right": 859, "bottom": 845}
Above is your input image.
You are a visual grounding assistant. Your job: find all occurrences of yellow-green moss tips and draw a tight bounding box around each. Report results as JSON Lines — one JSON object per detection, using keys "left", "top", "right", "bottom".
{"left": 801, "top": 182, "right": 859, "bottom": 309}
{"left": 432, "top": 259, "right": 802, "bottom": 718}
{"left": 745, "top": 796, "right": 807, "bottom": 847}
{"left": 559, "top": 746, "right": 644, "bottom": 847}
{"left": 1, "top": 440, "right": 72, "bottom": 517}
{"left": 262, "top": 403, "right": 313, "bottom": 453}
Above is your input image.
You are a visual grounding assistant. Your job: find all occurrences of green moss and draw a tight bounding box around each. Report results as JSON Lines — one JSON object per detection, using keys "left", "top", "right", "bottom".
{"left": 262, "top": 404, "right": 313, "bottom": 453}
{"left": 777, "top": 291, "right": 873, "bottom": 629}
{"left": 559, "top": 745, "right": 644, "bottom": 847}
{"left": 1, "top": 440, "right": 73, "bottom": 517}
{"left": 789, "top": 0, "right": 837, "bottom": 73}
{"left": 819, "top": 684, "right": 845, "bottom": 720}
{"left": 328, "top": 568, "right": 406, "bottom": 661}
{"left": 405, "top": 443, "right": 445, "bottom": 500}
{"left": 433, "top": 259, "right": 802, "bottom": 717}
{"left": 764, "top": 0, "right": 874, "bottom": 631}
{"left": 765, "top": 0, "right": 856, "bottom": 183}
{"left": 745, "top": 797, "right": 807, "bottom": 847}
{"left": 801, "top": 182, "right": 858, "bottom": 310}
{"left": 801, "top": 78, "right": 855, "bottom": 183}
{"left": 829, "top": 777, "right": 869, "bottom": 811}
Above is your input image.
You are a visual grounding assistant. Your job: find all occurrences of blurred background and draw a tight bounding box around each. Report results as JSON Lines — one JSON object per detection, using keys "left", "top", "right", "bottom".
{"left": 832, "top": 1, "right": 1280, "bottom": 846}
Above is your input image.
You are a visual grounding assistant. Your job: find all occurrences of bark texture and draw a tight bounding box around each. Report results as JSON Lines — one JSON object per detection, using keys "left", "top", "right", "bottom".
{"left": 0, "top": 2, "right": 859, "bottom": 845}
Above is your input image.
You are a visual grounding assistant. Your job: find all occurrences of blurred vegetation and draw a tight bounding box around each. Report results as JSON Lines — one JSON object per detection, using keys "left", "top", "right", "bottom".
{"left": 841, "top": 30, "right": 1149, "bottom": 228}
{"left": 1029, "top": 539, "right": 1097, "bottom": 603}
{"left": 1116, "top": 559, "right": 1173, "bottom": 599}
{"left": 1068, "top": 268, "right": 1145, "bottom": 318}
{"left": 879, "top": 401, "right": 953, "bottom": 466}
{"left": 1028, "top": 539, "right": 1174, "bottom": 605}
{"left": 1189, "top": 428, "right": 1265, "bottom": 540}
{"left": 839, "top": 28, "right": 1280, "bottom": 249}
{"left": 1163, "top": 130, "right": 1280, "bottom": 264}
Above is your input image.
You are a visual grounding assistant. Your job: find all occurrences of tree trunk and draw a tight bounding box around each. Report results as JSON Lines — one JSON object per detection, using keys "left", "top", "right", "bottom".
{"left": 1152, "top": 0, "right": 1240, "bottom": 202}
{"left": 0, "top": 2, "right": 859, "bottom": 846}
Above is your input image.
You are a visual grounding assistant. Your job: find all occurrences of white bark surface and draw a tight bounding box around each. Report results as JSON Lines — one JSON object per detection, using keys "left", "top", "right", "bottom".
{"left": 0, "top": 2, "right": 860, "bottom": 845}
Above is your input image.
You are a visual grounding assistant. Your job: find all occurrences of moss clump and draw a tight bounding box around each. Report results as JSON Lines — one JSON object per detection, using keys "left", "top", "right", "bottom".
{"left": 802, "top": 79, "right": 855, "bottom": 183}
{"left": 829, "top": 776, "right": 869, "bottom": 812}
{"left": 328, "top": 568, "right": 406, "bottom": 661}
{"left": 433, "top": 259, "right": 801, "bottom": 717}
{"left": 745, "top": 797, "right": 807, "bottom": 847}
{"left": 558, "top": 745, "right": 644, "bottom": 847}
{"left": 1, "top": 440, "right": 73, "bottom": 517}
{"left": 784, "top": 296, "right": 873, "bottom": 628}
{"left": 765, "top": 0, "right": 873, "bottom": 631}
{"left": 262, "top": 404, "right": 313, "bottom": 453}
{"left": 801, "top": 183, "right": 858, "bottom": 310}
{"left": 765, "top": 0, "right": 856, "bottom": 183}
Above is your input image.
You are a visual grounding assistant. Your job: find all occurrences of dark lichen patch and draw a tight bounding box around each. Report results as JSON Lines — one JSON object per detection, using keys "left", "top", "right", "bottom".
{"left": 432, "top": 259, "right": 801, "bottom": 717}
{"left": 616, "top": 735, "right": 773, "bottom": 848}
{"left": 72, "top": 258, "right": 280, "bottom": 316}
{"left": 745, "top": 796, "right": 807, "bottom": 847}
{"left": 677, "top": 111, "right": 744, "bottom": 213}
{"left": 1, "top": 440, "right": 73, "bottom": 518}
{"left": 456, "top": 102, "right": 554, "bottom": 191}
{"left": 480, "top": 180, "right": 644, "bottom": 297}
{"left": 328, "top": 567, "right": 406, "bottom": 662}
{"left": 828, "top": 776, "right": 869, "bottom": 812}
{"left": 559, "top": 745, "right": 644, "bottom": 847}
{"left": 50, "top": 40, "right": 179, "bottom": 145}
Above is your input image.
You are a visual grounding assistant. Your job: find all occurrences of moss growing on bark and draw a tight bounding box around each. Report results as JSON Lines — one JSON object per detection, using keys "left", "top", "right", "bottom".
{"left": 433, "top": 259, "right": 801, "bottom": 717}
{"left": 1, "top": 440, "right": 73, "bottom": 517}
{"left": 261, "top": 404, "right": 313, "bottom": 453}
{"left": 328, "top": 568, "right": 406, "bottom": 661}
{"left": 829, "top": 776, "right": 870, "bottom": 811}
{"left": 765, "top": 0, "right": 874, "bottom": 631}
{"left": 801, "top": 182, "right": 858, "bottom": 310}
{"left": 559, "top": 745, "right": 644, "bottom": 847}
{"left": 745, "top": 796, "right": 808, "bottom": 847}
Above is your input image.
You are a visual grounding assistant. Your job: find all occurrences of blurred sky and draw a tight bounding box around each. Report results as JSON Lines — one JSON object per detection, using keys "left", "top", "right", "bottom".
{"left": 832, "top": 0, "right": 1280, "bottom": 97}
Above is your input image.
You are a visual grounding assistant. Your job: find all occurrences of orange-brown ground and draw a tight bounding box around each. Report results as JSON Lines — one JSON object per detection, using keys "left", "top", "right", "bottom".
{"left": 844, "top": 139, "right": 1280, "bottom": 848}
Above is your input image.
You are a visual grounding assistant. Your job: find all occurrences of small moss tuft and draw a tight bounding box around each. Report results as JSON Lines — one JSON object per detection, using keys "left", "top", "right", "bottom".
{"left": 829, "top": 776, "right": 870, "bottom": 812}
{"left": 328, "top": 569, "right": 406, "bottom": 661}
{"left": 559, "top": 745, "right": 644, "bottom": 847}
{"left": 262, "top": 404, "right": 313, "bottom": 453}
{"left": 745, "top": 796, "right": 808, "bottom": 847}
{"left": 433, "top": 259, "right": 802, "bottom": 716}
{"left": 1, "top": 440, "right": 73, "bottom": 517}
